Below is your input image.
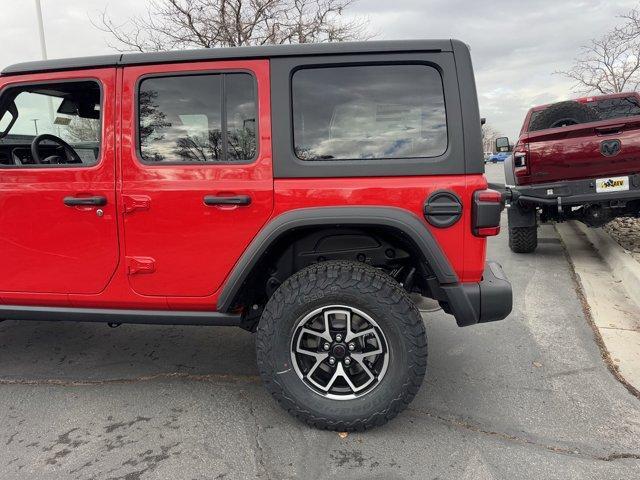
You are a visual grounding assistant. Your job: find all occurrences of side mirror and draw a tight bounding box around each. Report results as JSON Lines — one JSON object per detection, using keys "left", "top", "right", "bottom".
{"left": 0, "top": 101, "right": 18, "bottom": 139}
{"left": 495, "top": 136, "right": 511, "bottom": 152}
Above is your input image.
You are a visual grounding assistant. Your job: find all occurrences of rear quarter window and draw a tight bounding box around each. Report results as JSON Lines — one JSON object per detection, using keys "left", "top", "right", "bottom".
{"left": 291, "top": 65, "right": 447, "bottom": 161}
{"left": 592, "top": 96, "right": 640, "bottom": 120}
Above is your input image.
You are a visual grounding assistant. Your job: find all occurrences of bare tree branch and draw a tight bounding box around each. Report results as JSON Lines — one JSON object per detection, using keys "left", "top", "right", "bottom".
{"left": 481, "top": 124, "right": 504, "bottom": 153}
{"left": 556, "top": 7, "right": 640, "bottom": 94}
{"left": 93, "top": 0, "right": 372, "bottom": 52}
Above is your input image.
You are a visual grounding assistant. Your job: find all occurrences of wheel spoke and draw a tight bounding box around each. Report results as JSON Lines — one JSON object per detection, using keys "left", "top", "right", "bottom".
{"left": 298, "top": 327, "right": 329, "bottom": 344}
{"left": 349, "top": 354, "right": 376, "bottom": 391}
{"left": 346, "top": 327, "right": 380, "bottom": 345}
{"left": 321, "top": 363, "right": 358, "bottom": 393}
{"left": 295, "top": 343, "right": 321, "bottom": 358}
{"left": 351, "top": 344, "right": 382, "bottom": 358}
{"left": 320, "top": 310, "right": 341, "bottom": 342}
{"left": 295, "top": 330, "right": 329, "bottom": 359}
{"left": 305, "top": 352, "right": 329, "bottom": 378}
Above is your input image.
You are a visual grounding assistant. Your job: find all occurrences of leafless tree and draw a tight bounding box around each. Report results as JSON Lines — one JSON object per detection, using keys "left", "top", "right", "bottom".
{"left": 557, "top": 7, "right": 640, "bottom": 94}
{"left": 481, "top": 124, "right": 504, "bottom": 153}
{"left": 64, "top": 117, "right": 101, "bottom": 143}
{"left": 93, "top": 0, "right": 372, "bottom": 52}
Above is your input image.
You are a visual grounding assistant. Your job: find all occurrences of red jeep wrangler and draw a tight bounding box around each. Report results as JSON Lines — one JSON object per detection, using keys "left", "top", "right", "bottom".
{"left": 500, "top": 92, "right": 640, "bottom": 253}
{"left": 0, "top": 40, "right": 511, "bottom": 430}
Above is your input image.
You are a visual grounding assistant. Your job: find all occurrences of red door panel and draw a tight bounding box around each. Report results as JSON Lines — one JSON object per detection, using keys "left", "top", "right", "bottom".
{"left": 0, "top": 68, "right": 118, "bottom": 299}
{"left": 120, "top": 60, "right": 273, "bottom": 297}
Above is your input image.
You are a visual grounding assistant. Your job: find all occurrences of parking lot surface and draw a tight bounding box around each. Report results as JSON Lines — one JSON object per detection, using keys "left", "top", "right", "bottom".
{"left": 1, "top": 164, "right": 639, "bottom": 479}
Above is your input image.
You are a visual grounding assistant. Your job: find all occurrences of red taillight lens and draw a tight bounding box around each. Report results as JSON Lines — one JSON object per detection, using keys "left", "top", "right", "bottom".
{"left": 476, "top": 226, "right": 501, "bottom": 236}
{"left": 473, "top": 188, "right": 503, "bottom": 237}
{"left": 513, "top": 146, "right": 528, "bottom": 180}
{"left": 476, "top": 190, "right": 502, "bottom": 203}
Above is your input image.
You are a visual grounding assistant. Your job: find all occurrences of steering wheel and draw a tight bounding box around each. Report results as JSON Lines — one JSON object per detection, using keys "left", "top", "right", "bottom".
{"left": 30, "top": 134, "right": 82, "bottom": 165}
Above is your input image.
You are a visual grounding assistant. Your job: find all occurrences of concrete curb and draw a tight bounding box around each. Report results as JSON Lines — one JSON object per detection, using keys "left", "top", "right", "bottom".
{"left": 556, "top": 221, "right": 640, "bottom": 394}
{"left": 574, "top": 222, "right": 640, "bottom": 309}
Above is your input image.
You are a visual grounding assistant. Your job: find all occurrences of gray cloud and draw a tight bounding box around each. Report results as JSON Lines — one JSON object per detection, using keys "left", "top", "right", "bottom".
{"left": 1, "top": 0, "right": 635, "bottom": 138}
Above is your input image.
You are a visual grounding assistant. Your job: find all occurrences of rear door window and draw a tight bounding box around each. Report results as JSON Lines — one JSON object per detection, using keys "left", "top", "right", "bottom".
{"left": 291, "top": 65, "right": 447, "bottom": 161}
{"left": 138, "top": 72, "right": 257, "bottom": 163}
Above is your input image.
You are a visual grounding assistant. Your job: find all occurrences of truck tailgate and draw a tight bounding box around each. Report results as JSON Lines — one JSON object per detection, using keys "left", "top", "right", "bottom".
{"left": 524, "top": 116, "right": 640, "bottom": 184}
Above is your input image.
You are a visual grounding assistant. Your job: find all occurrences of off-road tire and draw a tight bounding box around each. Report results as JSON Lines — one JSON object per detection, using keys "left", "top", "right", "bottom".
{"left": 256, "top": 260, "right": 427, "bottom": 431}
{"left": 529, "top": 100, "right": 600, "bottom": 131}
{"left": 508, "top": 226, "right": 538, "bottom": 253}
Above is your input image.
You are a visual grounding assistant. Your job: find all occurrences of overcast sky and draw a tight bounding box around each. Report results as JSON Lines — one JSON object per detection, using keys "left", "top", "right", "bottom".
{"left": 1, "top": 0, "right": 637, "bottom": 139}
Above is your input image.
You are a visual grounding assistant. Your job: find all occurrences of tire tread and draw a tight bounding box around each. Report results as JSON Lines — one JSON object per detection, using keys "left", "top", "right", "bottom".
{"left": 509, "top": 226, "right": 538, "bottom": 253}
{"left": 256, "top": 260, "right": 427, "bottom": 431}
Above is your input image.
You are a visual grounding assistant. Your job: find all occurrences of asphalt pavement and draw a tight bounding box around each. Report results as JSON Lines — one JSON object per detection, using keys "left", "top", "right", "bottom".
{"left": 0, "top": 163, "right": 639, "bottom": 479}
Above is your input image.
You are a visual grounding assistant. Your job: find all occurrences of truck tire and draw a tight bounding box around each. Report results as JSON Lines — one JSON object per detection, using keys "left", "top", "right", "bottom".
{"left": 529, "top": 101, "right": 600, "bottom": 131}
{"left": 256, "top": 260, "right": 427, "bottom": 431}
{"left": 508, "top": 226, "right": 538, "bottom": 253}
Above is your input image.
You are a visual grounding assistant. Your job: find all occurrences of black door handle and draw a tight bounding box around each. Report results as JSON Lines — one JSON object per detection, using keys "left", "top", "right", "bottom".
{"left": 63, "top": 195, "right": 107, "bottom": 207}
{"left": 203, "top": 195, "right": 252, "bottom": 206}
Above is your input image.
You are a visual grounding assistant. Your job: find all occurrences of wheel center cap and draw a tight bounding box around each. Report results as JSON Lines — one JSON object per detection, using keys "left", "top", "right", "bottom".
{"left": 332, "top": 344, "right": 347, "bottom": 358}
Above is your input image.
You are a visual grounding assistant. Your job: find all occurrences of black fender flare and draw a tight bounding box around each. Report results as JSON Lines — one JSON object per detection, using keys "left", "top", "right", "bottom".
{"left": 216, "top": 206, "right": 459, "bottom": 312}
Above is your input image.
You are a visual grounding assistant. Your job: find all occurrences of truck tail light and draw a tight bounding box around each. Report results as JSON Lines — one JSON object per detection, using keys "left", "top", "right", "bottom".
{"left": 473, "top": 189, "right": 503, "bottom": 237}
{"left": 513, "top": 146, "right": 529, "bottom": 179}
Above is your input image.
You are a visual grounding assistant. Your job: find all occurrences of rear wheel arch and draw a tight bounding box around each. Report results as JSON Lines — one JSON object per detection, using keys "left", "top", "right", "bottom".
{"left": 216, "top": 207, "right": 459, "bottom": 314}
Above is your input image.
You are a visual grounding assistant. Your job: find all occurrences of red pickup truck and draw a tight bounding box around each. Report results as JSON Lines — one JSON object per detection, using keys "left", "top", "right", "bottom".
{"left": 499, "top": 92, "right": 640, "bottom": 253}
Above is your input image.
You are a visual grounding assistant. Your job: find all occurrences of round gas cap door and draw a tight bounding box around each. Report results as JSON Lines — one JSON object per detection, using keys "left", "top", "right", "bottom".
{"left": 423, "top": 191, "right": 463, "bottom": 228}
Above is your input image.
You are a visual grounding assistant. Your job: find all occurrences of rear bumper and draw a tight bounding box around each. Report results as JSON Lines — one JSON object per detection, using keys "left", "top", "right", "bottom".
{"left": 513, "top": 173, "right": 640, "bottom": 206}
{"left": 440, "top": 261, "right": 513, "bottom": 327}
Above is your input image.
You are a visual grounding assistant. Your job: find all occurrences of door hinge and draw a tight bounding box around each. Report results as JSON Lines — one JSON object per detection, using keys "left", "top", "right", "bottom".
{"left": 126, "top": 256, "right": 156, "bottom": 275}
{"left": 122, "top": 195, "right": 151, "bottom": 214}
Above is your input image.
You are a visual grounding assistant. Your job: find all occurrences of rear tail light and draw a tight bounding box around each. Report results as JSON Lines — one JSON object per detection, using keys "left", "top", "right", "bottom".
{"left": 473, "top": 189, "right": 503, "bottom": 237}
{"left": 513, "top": 145, "right": 529, "bottom": 179}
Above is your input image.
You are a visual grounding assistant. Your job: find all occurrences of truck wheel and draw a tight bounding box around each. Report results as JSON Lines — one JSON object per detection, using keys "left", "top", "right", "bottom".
{"left": 508, "top": 226, "right": 538, "bottom": 253}
{"left": 529, "top": 100, "right": 600, "bottom": 131}
{"left": 256, "top": 260, "right": 427, "bottom": 431}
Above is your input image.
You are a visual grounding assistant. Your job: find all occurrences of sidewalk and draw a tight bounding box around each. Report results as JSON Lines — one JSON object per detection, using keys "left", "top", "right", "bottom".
{"left": 556, "top": 221, "right": 640, "bottom": 395}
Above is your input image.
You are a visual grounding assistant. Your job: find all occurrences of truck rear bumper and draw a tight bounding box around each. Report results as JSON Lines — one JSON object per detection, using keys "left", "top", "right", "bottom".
{"left": 439, "top": 261, "right": 513, "bottom": 327}
{"left": 513, "top": 173, "right": 640, "bottom": 206}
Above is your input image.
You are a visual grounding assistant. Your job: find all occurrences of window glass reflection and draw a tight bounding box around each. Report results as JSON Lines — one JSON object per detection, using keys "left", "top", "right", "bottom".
{"left": 292, "top": 65, "right": 447, "bottom": 161}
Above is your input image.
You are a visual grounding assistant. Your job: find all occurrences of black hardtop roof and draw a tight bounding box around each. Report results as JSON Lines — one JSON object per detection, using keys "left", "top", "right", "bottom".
{"left": 2, "top": 39, "right": 458, "bottom": 76}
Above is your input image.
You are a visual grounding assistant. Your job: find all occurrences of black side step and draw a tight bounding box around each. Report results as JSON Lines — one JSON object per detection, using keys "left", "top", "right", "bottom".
{"left": 0, "top": 305, "right": 241, "bottom": 326}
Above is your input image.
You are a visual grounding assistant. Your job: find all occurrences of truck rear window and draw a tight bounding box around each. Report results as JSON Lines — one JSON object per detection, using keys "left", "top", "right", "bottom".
{"left": 528, "top": 96, "right": 640, "bottom": 131}
{"left": 291, "top": 64, "right": 447, "bottom": 161}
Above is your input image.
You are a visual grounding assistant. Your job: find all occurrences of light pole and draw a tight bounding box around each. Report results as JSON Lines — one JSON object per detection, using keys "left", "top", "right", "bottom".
{"left": 35, "top": 0, "right": 48, "bottom": 61}
{"left": 34, "top": 0, "right": 54, "bottom": 127}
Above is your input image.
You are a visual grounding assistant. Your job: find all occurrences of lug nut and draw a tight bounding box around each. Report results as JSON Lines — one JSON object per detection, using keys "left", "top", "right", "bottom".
{"left": 335, "top": 334, "right": 343, "bottom": 342}
{"left": 329, "top": 357, "right": 336, "bottom": 365}
{"left": 344, "top": 357, "right": 351, "bottom": 366}
{"left": 348, "top": 343, "right": 355, "bottom": 351}
{"left": 323, "top": 342, "right": 331, "bottom": 351}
